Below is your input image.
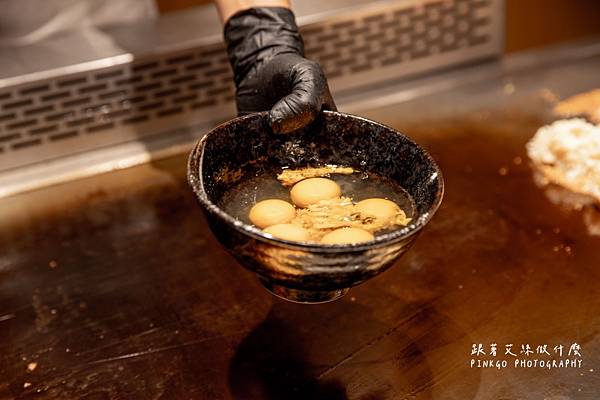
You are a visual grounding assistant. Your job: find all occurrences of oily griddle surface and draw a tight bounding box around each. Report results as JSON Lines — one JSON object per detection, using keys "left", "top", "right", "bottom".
{"left": 2, "top": 58, "right": 600, "bottom": 397}
{"left": 1, "top": 114, "right": 599, "bottom": 399}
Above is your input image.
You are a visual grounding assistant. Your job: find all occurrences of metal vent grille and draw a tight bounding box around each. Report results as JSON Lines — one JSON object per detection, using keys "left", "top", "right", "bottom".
{"left": 0, "top": 0, "right": 502, "bottom": 173}
{"left": 304, "top": 0, "right": 500, "bottom": 90}
{"left": 0, "top": 45, "right": 235, "bottom": 170}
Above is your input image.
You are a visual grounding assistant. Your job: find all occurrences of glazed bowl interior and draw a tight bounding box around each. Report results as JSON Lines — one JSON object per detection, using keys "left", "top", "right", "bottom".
{"left": 189, "top": 111, "right": 443, "bottom": 250}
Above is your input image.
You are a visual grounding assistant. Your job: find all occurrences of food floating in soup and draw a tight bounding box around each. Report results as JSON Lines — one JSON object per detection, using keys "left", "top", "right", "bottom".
{"left": 290, "top": 177, "right": 342, "bottom": 208}
{"left": 228, "top": 165, "right": 413, "bottom": 244}
{"left": 249, "top": 199, "right": 295, "bottom": 229}
{"left": 278, "top": 165, "right": 355, "bottom": 186}
{"left": 264, "top": 223, "right": 311, "bottom": 242}
{"left": 356, "top": 198, "right": 403, "bottom": 221}
{"left": 320, "top": 227, "right": 374, "bottom": 244}
{"left": 292, "top": 196, "right": 410, "bottom": 239}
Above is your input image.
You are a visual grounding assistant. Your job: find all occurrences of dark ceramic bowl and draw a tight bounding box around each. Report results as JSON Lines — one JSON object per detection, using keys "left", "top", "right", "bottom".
{"left": 188, "top": 111, "right": 443, "bottom": 303}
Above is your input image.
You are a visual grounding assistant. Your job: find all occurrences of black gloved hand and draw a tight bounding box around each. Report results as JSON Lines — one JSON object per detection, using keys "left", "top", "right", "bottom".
{"left": 224, "top": 7, "right": 336, "bottom": 133}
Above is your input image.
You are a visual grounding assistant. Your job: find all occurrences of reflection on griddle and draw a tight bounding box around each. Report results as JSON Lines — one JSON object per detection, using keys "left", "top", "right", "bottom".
{"left": 532, "top": 167, "right": 600, "bottom": 236}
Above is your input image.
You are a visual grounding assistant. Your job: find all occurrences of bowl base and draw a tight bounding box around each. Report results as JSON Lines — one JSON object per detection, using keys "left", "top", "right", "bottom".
{"left": 258, "top": 277, "right": 348, "bottom": 304}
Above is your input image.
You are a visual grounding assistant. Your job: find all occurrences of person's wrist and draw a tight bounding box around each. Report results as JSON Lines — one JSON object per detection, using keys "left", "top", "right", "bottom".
{"left": 217, "top": 0, "right": 290, "bottom": 24}
{"left": 224, "top": 7, "right": 303, "bottom": 86}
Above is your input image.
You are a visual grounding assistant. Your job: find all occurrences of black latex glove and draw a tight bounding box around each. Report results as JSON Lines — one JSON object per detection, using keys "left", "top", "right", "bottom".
{"left": 224, "top": 7, "right": 336, "bottom": 133}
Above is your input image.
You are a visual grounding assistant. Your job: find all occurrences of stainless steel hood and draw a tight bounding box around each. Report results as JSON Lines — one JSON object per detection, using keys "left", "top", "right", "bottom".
{"left": 0, "top": 0, "right": 504, "bottom": 197}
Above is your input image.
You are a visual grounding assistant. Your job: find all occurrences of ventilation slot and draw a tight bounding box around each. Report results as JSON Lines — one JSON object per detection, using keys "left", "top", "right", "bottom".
{"left": 0, "top": 0, "right": 500, "bottom": 172}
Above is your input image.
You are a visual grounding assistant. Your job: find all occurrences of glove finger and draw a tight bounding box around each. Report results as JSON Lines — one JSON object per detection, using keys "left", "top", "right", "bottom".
{"left": 235, "top": 79, "right": 274, "bottom": 116}
{"left": 322, "top": 85, "right": 337, "bottom": 112}
{"left": 268, "top": 61, "right": 326, "bottom": 133}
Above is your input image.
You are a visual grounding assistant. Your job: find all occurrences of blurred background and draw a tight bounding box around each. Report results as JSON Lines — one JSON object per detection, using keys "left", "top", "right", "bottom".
{"left": 157, "top": 0, "right": 600, "bottom": 52}
{"left": 0, "top": 0, "right": 599, "bottom": 196}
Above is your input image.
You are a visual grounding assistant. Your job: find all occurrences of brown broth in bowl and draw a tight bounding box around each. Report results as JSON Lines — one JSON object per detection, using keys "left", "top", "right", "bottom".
{"left": 219, "top": 169, "right": 416, "bottom": 240}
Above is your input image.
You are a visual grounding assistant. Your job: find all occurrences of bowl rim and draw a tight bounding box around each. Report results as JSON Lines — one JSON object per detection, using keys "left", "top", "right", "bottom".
{"left": 187, "top": 110, "right": 444, "bottom": 253}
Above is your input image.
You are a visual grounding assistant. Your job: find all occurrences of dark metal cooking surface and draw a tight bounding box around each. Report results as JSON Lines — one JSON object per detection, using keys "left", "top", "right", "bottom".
{"left": 2, "top": 45, "right": 600, "bottom": 399}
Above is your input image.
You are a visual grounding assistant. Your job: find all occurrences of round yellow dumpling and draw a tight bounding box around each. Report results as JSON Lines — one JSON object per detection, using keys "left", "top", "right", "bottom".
{"left": 264, "top": 224, "right": 311, "bottom": 242}
{"left": 290, "top": 177, "right": 341, "bottom": 208}
{"left": 356, "top": 198, "right": 401, "bottom": 220}
{"left": 320, "top": 227, "right": 374, "bottom": 245}
{"left": 249, "top": 199, "right": 295, "bottom": 229}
